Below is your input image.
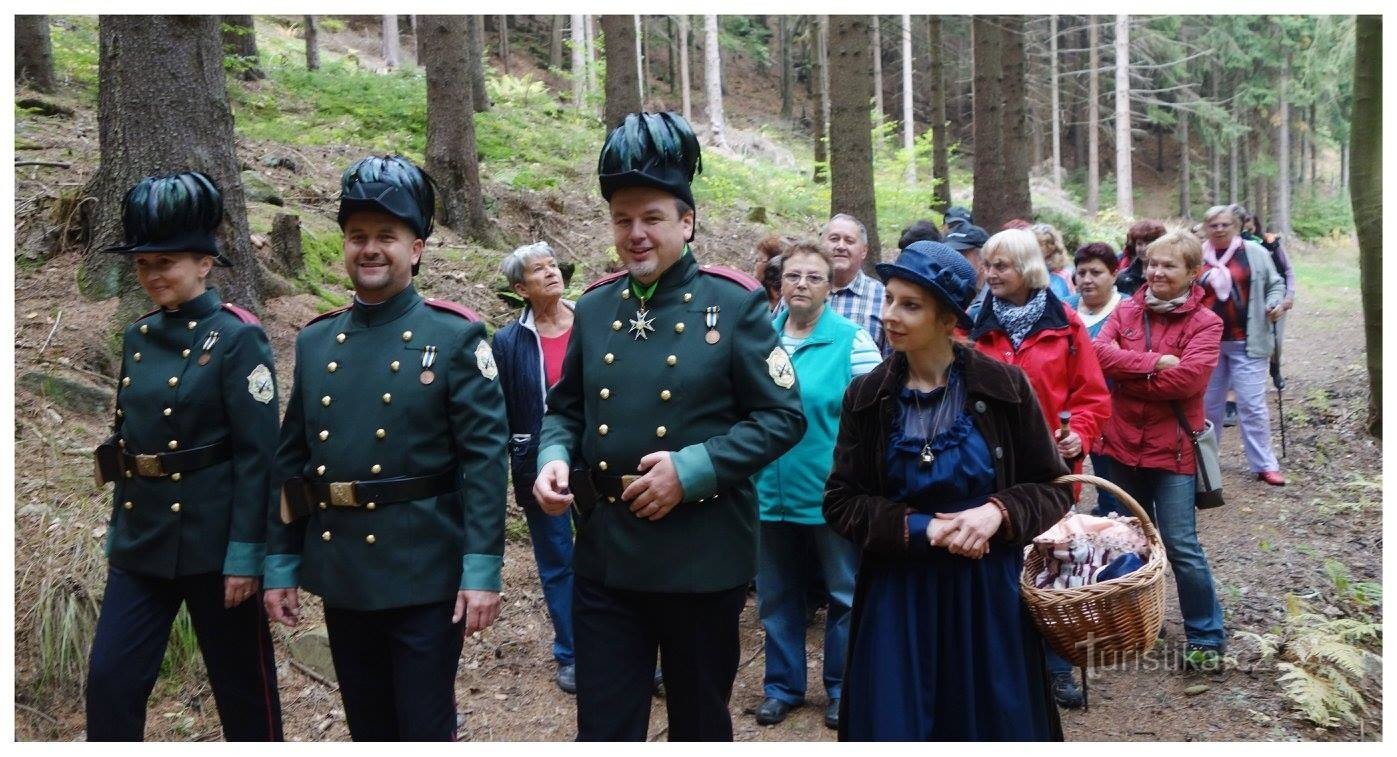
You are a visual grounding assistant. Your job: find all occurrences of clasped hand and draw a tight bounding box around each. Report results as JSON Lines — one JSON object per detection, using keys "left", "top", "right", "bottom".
{"left": 926, "top": 503, "right": 1003, "bottom": 559}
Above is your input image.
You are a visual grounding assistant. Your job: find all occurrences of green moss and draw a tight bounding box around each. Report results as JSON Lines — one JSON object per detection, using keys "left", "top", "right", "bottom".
{"left": 48, "top": 17, "right": 99, "bottom": 96}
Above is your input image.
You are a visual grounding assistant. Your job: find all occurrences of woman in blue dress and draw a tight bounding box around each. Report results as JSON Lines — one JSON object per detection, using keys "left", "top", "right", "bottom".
{"left": 823, "top": 241, "right": 1073, "bottom": 741}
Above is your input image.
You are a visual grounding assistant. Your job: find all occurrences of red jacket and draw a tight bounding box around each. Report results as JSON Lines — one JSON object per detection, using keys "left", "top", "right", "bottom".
{"left": 970, "top": 290, "right": 1112, "bottom": 466}
{"left": 1093, "top": 285, "right": 1222, "bottom": 474}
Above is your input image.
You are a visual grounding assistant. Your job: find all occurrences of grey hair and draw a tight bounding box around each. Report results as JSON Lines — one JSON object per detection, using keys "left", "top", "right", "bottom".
{"left": 822, "top": 213, "right": 868, "bottom": 243}
{"left": 983, "top": 229, "right": 1050, "bottom": 290}
{"left": 1203, "top": 205, "right": 1238, "bottom": 226}
{"left": 500, "top": 241, "right": 557, "bottom": 288}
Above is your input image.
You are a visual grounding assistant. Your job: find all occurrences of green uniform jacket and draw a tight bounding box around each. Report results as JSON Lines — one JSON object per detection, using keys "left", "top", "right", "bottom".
{"left": 106, "top": 287, "right": 278, "bottom": 579}
{"left": 264, "top": 285, "right": 508, "bottom": 611}
{"left": 538, "top": 251, "right": 806, "bottom": 593}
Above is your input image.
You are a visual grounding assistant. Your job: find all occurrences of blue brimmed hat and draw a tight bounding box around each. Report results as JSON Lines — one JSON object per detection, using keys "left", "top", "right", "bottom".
{"left": 103, "top": 171, "right": 232, "bottom": 266}
{"left": 875, "top": 240, "right": 978, "bottom": 329}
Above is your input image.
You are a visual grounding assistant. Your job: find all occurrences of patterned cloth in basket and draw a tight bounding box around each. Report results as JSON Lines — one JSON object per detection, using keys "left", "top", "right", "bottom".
{"left": 1032, "top": 513, "right": 1149, "bottom": 590}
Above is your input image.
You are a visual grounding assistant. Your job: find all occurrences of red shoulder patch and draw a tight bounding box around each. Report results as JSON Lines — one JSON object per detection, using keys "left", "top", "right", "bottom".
{"left": 424, "top": 298, "right": 481, "bottom": 322}
{"left": 700, "top": 265, "right": 760, "bottom": 292}
{"left": 222, "top": 302, "right": 261, "bottom": 325}
{"left": 305, "top": 304, "right": 351, "bottom": 328}
{"left": 583, "top": 269, "right": 628, "bottom": 294}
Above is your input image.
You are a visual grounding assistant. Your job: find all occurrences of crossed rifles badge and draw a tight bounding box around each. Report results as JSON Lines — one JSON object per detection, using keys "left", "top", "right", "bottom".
{"left": 766, "top": 347, "right": 795, "bottom": 389}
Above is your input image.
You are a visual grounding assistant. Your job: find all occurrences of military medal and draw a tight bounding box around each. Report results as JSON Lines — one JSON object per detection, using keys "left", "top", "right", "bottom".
{"left": 704, "top": 306, "right": 721, "bottom": 344}
{"left": 420, "top": 345, "right": 438, "bottom": 385}
{"left": 628, "top": 298, "right": 656, "bottom": 341}
{"left": 198, "top": 330, "right": 220, "bottom": 366}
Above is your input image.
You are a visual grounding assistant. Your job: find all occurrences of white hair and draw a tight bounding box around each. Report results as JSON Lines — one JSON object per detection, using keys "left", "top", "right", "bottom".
{"left": 500, "top": 242, "right": 557, "bottom": 288}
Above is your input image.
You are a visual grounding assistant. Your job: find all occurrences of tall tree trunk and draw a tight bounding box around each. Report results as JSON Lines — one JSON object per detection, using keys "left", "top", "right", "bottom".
{"left": 221, "top": 15, "right": 264, "bottom": 81}
{"left": 584, "top": 16, "right": 598, "bottom": 102}
{"left": 1113, "top": 14, "right": 1132, "bottom": 217}
{"left": 971, "top": 17, "right": 1007, "bottom": 230}
{"left": 550, "top": 15, "right": 565, "bottom": 71}
{"left": 1001, "top": 17, "right": 1032, "bottom": 224}
{"left": 636, "top": 16, "right": 647, "bottom": 105}
{"left": 779, "top": 16, "right": 793, "bottom": 119}
{"left": 1230, "top": 132, "right": 1240, "bottom": 201}
{"left": 1209, "top": 60, "right": 1221, "bottom": 203}
{"left": 828, "top": 15, "right": 881, "bottom": 266}
{"left": 1275, "top": 51, "right": 1292, "bottom": 236}
{"left": 304, "top": 16, "right": 320, "bottom": 71}
{"left": 1178, "top": 111, "right": 1191, "bottom": 217}
{"left": 871, "top": 16, "right": 885, "bottom": 125}
{"left": 1340, "top": 142, "right": 1349, "bottom": 190}
{"left": 497, "top": 16, "right": 509, "bottom": 74}
{"left": 422, "top": 16, "right": 491, "bottom": 244}
{"left": 812, "top": 16, "right": 830, "bottom": 183}
{"left": 929, "top": 16, "right": 950, "bottom": 212}
{"left": 1351, "top": 15, "right": 1382, "bottom": 436}
{"left": 382, "top": 15, "right": 400, "bottom": 69}
{"left": 412, "top": 16, "right": 423, "bottom": 65}
{"left": 901, "top": 14, "right": 915, "bottom": 186}
{"left": 82, "top": 16, "right": 265, "bottom": 315}
{"left": 571, "top": 14, "right": 587, "bottom": 107}
{"left": 1308, "top": 102, "right": 1318, "bottom": 190}
{"left": 466, "top": 16, "right": 490, "bottom": 113}
{"left": 1087, "top": 15, "right": 1101, "bottom": 215}
{"left": 703, "top": 15, "right": 728, "bottom": 148}
{"left": 601, "top": 15, "right": 641, "bottom": 130}
{"left": 15, "top": 16, "right": 56, "bottom": 93}
{"left": 678, "top": 15, "right": 692, "bottom": 122}
{"left": 1049, "top": 15, "right": 1062, "bottom": 187}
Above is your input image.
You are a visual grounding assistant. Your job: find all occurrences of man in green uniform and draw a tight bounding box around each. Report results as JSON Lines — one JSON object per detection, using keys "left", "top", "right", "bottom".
{"left": 262, "top": 155, "right": 508, "bottom": 741}
{"left": 533, "top": 112, "right": 806, "bottom": 741}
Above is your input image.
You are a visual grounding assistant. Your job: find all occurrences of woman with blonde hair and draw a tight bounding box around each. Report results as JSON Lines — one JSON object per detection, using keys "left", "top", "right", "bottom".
{"left": 1031, "top": 223, "right": 1074, "bottom": 298}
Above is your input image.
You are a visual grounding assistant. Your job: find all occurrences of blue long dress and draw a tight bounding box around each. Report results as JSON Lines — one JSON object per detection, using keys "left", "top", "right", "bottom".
{"left": 842, "top": 381, "right": 1060, "bottom": 741}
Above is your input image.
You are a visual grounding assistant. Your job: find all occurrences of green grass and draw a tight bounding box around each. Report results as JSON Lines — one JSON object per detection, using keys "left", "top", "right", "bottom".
{"left": 47, "top": 16, "right": 99, "bottom": 95}
{"left": 1289, "top": 238, "right": 1359, "bottom": 311}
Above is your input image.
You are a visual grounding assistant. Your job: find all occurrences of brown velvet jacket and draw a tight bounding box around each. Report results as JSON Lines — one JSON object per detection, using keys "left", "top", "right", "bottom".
{"left": 823, "top": 344, "right": 1072, "bottom": 556}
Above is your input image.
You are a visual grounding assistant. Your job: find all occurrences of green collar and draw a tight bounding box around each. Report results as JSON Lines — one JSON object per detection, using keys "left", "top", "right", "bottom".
{"left": 161, "top": 287, "right": 221, "bottom": 320}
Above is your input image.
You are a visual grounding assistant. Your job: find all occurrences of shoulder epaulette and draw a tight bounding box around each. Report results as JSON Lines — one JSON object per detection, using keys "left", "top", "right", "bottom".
{"left": 583, "top": 269, "right": 628, "bottom": 294}
{"left": 222, "top": 303, "right": 260, "bottom": 325}
{"left": 424, "top": 297, "right": 481, "bottom": 322}
{"left": 700, "top": 265, "right": 760, "bottom": 292}
{"left": 305, "top": 304, "right": 351, "bottom": 328}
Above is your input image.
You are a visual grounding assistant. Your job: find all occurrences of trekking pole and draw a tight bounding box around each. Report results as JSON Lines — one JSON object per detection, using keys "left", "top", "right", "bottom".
{"left": 1271, "top": 322, "right": 1287, "bottom": 458}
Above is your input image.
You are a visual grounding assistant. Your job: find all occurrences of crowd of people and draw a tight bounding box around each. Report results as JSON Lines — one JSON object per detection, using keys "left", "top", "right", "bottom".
{"left": 86, "top": 109, "right": 1295, "bottom": 743}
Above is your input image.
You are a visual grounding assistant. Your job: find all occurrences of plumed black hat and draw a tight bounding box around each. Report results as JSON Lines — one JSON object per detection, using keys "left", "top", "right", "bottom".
{"left": 337, "top": 155, "right": 437, "bottom": 275}
{"left": 598, "top": 112, "right": 702, "bottom": 217}
{"left": 103, "top": 171, "right": 231, "bottom": 266}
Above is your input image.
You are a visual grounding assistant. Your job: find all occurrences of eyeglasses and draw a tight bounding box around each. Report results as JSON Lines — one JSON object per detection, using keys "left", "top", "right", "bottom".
{"left": 782, "top": 272, "right": 829, "bottom": 285}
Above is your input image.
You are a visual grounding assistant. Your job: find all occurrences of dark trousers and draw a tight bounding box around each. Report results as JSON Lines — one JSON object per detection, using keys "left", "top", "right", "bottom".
{"left": 86, "top": 567, "right": 282, "bottom": 741}
{"left": 573, "top": 575, "right": 746, "bottom": 742}
{"left": 323, "top": 600, "right": 464, "bottom": 741}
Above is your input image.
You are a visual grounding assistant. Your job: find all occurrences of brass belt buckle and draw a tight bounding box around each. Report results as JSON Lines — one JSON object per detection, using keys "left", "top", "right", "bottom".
{"left": 135, "top": 454, "right": 165, "bottom": 477}
{"left": 329, "top": 481, "right": 359, "bottom": 507}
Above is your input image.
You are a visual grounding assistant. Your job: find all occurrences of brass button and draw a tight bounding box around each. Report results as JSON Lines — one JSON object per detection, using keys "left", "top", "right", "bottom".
{"left": 402, "top": 330, "right": 413, "bottom": 342}
{"left": 598, "top": 461, "right": 609, "bottom": 471}
{"left": 133, "top": 352, "right": 142, "bottom": 362}
{"left": 321, "top": 531, "right": 332, "bottom": 542}
{"left": 327, "top": 361, "right": 338, "bottom": 373}
{"left": 604, "top": 353, "right": 615, "bottom": 365}
{"left": 122, "top": 501, "right": 133, "bottom": 510}
{"left": 683, "top": 293, "right": 693, "bottom": 303}
{"left": 316, "top": 464, "right": 326, "bottom": 476}
{"left": 612, "top": 320, "right": 622, "bottom": 331}
{"left": 674, "top": 323, "right": 685, "bottom": 333}
{"left": 321, "top": 395, "right": 332, "bottom": 407}
{"left": 621, "top": 289, "right": 630, "bottom": 300}
{"left": 375, "top": 428, "right": 386, "bottom": 439}
{"left": 181, "top": 348, "right": 191, "bottom": 358}
{"left": 660, "top": 389, "right": 672, "bottom": 401}
{"left": 600, "top": 388, "right": 611, "bottom": 399}
{"left": 122, "top": 377, "right": 130, "bottom": 387}
{"left": 390, "top": 360, "right": 401, "bottom": 372}
{"left": 365, "top": 534, "right": 376, "bottom": 544}
{"left": 319, "top": 430, "right": 329, "bottom": 442}
{"left": 319, "top": 501, "right": 327, "bottom": 510}
{"left": 170, "top": 502, "right": 181, "bottom": 513}
{"left": 666, "top": 355, "right": 677, "bottom": 366}
{"left": 598, "top": 424, "right": 609, "bottom": 436}
{"left": 170, "top": 472, "right": 181, "bottom": 482}
{"left": 608, "top": 496, "right": 617, "bottom": 503}
{"left": 187, "top": 320, "right": 197, "bottom": 330}
{"left": 124, "top": 470, "right": 133, "bottom": 479}
{"left": 168, "top": 376, "right": 179, "bottom": 388}
{"left": 139, "top": 324, "right": 149, "bottom": 334}
{"left": 336, "top": 333, "right": 347, "bottom": 344}
{"left": 167, "top": 440, "right": 179, "bottom": 450}
{"left": 163, "top": 407, "right": 172, "bottom": 416}
{"left": 382, "top": 393, "right": 392, "bottom": 404}
{"left": 116, "top": 408, "right": 123, "bottom": 417}
{"left": 371, "top": 464, "right": 382, "bottom": 474}
{"left": 656, "top": 426, "right": 667, "bottom": 438}
{"left": 366, "top": 502, "right": 377, "bottom": 510}
{"left": 118, "top": 439, "right": 125, "bottom": 448}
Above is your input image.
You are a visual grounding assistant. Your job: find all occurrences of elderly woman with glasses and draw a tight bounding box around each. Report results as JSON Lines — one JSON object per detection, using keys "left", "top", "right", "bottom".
{"left": 490, "top": 242, "right": 580, "bottom": 693}
{"left": 752, "top": 241, "right": 881, "bottom": 731}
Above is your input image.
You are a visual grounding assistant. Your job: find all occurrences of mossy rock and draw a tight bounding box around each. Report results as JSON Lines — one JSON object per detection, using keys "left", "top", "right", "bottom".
{"left": 19, "top": 371, "right": 113, "bottom": 416}
{"left": 287, "top": 625, "right": 337, "bottom": 684}
{"left": 240, "top": 170, "right": 283, "bottom": 207}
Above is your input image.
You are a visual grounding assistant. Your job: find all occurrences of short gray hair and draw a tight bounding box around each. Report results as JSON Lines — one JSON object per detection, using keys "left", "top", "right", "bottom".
{"left": 983, "top": 229, "right": 1050, "bottom": 290}
{"left": 1203, "top": 205, "right": 1238, "bottom": 226}
{"left": 500, "top": 242, "right": 557, "bottom": 289}
{"left": 822, "top": 213, "right": 868, "bottom": 243}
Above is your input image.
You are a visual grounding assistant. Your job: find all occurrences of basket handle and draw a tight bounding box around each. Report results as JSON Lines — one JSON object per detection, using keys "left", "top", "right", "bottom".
{"left": 1052, "top": 473, "right": 1162, "bottom": 545}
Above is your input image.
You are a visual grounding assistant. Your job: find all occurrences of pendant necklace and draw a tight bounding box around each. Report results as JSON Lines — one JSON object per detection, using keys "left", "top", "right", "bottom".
{"left": 909, "top": 366, "right": 952, "bottom": 469}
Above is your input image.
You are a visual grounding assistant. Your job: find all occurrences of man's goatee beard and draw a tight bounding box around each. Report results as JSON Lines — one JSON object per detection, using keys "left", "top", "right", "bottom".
{"left": 626, "top": 259, "right": 659, "bottom": 279}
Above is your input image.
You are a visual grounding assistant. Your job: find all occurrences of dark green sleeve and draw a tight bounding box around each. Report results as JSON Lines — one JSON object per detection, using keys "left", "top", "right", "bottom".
{"left": 218, "top": 326, "right": 280, "bottom": 576}
{"left": 537, "top": 303, "right": 587, "bottom": 471}
{"left": 672, "top": 288, "right": 806, "bottom": 500}
{"left": 264, "top": 337, "right": 308, "bottom": 589}
{"left": 451, "top": 322, "right": 509, "bottom": 591}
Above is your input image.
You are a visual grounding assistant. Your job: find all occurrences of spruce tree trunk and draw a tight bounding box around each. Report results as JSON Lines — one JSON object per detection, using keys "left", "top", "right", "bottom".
{"left": 678, "top": 15, "right": 693, "bottom": 122}
{"left": 82, "top": 16, "right": 265, "bottom": 316}
{"left": 703, "top": 15, "right": 728, "bottom": 148}
{"left": 871, "top": 16, "right": 884, "bottom": 125}
{"left": 828, "top": 15, "right": 881, "bottom": 266}
{"left": 15, "top": 16, "right": 56, "bottom": 93}
{"left": 1308, "top": 102, "right": 1318, "bottom": 190}
{"left": 601, "top": 15, "right": 641, "bottom": 130}
{"left": 1050, "top": 15, "right": 1062, "bottom": 186}
{"left": 972, "top": 17, "right": 1004, "bottom": 228}
{"left": 571, "top": 14, "right": 587, "bottom": 108}
{"left": 1179, "top": 111, "right": 1190, "bottom": 217}
{"left": 466, "top": 16, "right": 490, "bottom": 113}
{"left": 812, "top": 16, "right": 830, "bottom": 183}
{"left": 1351, "top": 15, "right": 1382, "bottom": 437}
{"left": 1087, "top": 15, "right": 1101, "bottom": 215}
{"left": 221, "top": 15, "right": 264, "bottom": 81}
{"left": 422, "top": 15, "right": 492, "bottom": 244}
{"left": 304, "top": 16, "right": 320, "bottom": 71}
{"left": 901, "top": 14, "right": 915, "bottom": 186}
{"left": 929, "top": 16, "right": 950, "bottom": 211}
{"left": 1230, "top": 131, "right": 1240, "bottom": 201}
{"left": 551, "top": 15, "right": 565, "bottom": 71}
{"left": 1001, "top": 17, "right": 1031, "bottom": 222}
{"left": 637, "top": 16, "right": 648, "bottom": 105}
{"left": 1113, "top": 14, "right": 1132, "bottom": 217}
{"left": 1275, "top": 51, "right": 1292, "bottom": 236}
{"left": 584, "top": 16, "right": 598, "bottom": 103}
{"left": 498, "top": 16, "right": 510, "bottom": 74}
{"left": 779, "top": 16, "right": 793, "bottom": 119}
{"left": 382, "top": 15, "right": 400, "bottom": 69}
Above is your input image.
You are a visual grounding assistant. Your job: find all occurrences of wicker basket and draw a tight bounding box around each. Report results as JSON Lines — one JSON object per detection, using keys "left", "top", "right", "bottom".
{"left": 1020, "top": 474, "right": 1169, "bottom": 668}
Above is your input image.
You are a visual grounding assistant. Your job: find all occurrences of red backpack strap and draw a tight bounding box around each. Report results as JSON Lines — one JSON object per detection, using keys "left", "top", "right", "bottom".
{"left": 305, "top": 304, "right": 351, "bottom": 327}
{"left": 424, "top": 297, "right": 481, "bottom": 322}
{"left": 221, "top": 302, "right": 261, "bottom": 325}
{"left": 583, "top": 269, "right": 628, "bottom": 294}
{"left": 700, "top": 264, "right": 760, "bottom": 292}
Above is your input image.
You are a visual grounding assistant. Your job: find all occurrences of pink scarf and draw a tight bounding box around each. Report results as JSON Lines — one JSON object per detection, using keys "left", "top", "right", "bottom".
{"left": 1201, "top": 236, "right": 1243, "bottom": 301}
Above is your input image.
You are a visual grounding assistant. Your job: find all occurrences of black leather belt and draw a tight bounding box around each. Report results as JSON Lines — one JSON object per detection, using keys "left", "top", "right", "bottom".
{"left": 120, "top": 439, "right": 233, "bottom": 478}
{"left": 280, "top": 469, "right": 459, "bottom": 524}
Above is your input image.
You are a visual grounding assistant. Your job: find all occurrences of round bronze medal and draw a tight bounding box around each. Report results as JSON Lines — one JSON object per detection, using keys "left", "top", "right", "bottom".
{"left": 198, "top": 353, "right": 211, "bottom": 366}
{"left": 419, "top": 369, "right": 436, "bottom": 385}
{"left": 705, "top": 330, "right": 721, "bottom": 345}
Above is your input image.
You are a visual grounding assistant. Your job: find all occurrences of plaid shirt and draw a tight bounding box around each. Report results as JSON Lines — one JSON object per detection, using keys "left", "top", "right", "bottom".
{"left": 829, "top": 270, "right": 889, "bottom": 356}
